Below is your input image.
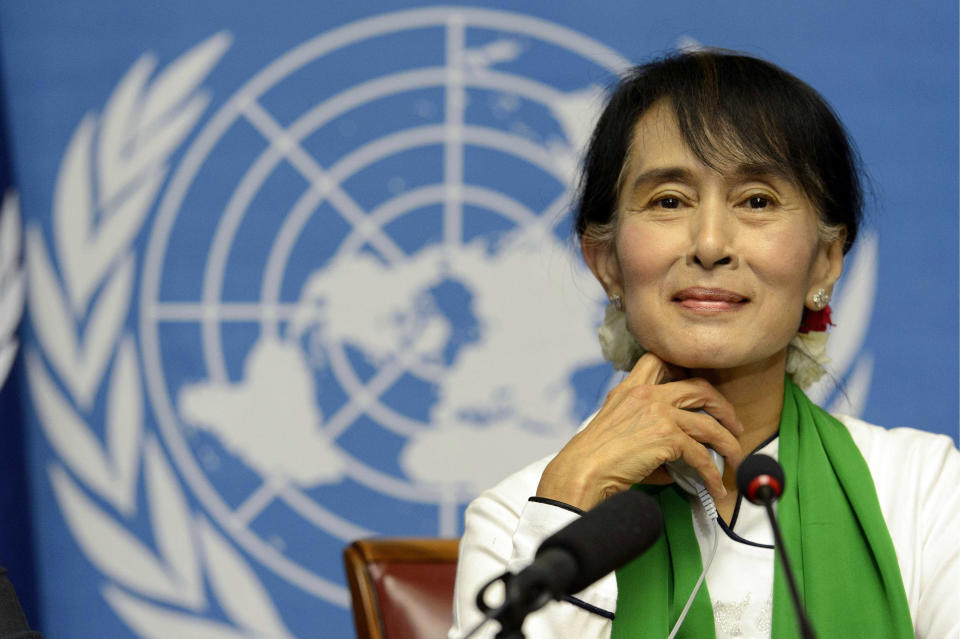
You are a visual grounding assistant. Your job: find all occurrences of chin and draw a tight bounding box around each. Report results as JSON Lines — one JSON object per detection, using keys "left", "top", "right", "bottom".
{"left": 644, "top": 338, "right": 765, "bottom": 371}
{"left": 663, "top": 352, "right": 739, "bottom": 370}
{"left": 635, "top": 321, "right": 791, "bottom": 371}
{"left": 658, "top": 344, "right": 788, "bottom": 377}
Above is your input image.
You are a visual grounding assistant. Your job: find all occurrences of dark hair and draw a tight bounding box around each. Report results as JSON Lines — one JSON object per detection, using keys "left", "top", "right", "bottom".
{"left": 575, "top": 50, "right": 862, "bottom": 253}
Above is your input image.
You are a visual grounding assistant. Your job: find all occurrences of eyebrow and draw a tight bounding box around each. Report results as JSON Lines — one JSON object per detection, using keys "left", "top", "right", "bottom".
{"left": 626, "top": 162, "right": 793, "bottom": 194}
{"left": 627, "top": 167, "right": 696, "bottom": 194}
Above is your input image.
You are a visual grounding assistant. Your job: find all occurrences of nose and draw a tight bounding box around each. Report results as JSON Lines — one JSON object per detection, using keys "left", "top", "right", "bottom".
{"left": 688, "top": 198, "right": 736, "bottom": 269}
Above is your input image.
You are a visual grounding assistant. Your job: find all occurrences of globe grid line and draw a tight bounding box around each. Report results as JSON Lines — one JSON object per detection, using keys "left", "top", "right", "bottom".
{"left": 279, "top": 480, "right": 376, "bottom": 539}
{"left": 231, "top": 474, "right": 373, "bottom": 543}
{"left": 232, "top": 475, "right": 284, "bottom": 526}
{"left": 147, "top": 301, "right": 301, "bottom": 321}
{"left": 241, "top": 98, "right": 409, "bottom": 262}
{"left": 215, "top": 8, "right": 629, "bottom": 128}
{"left": 140, "top": 6, "right": 632, "bottom": 608}
{"left": 443, "top": 15, "right": 466, "bottom": 251}
{"left": 323, "top": 351, "right": 419, "bottom": 439}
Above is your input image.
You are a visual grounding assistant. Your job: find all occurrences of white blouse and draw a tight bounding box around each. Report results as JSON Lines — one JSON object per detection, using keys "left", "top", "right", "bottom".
{"left": 449, "top": 416, "right": 960, "bottom": 639}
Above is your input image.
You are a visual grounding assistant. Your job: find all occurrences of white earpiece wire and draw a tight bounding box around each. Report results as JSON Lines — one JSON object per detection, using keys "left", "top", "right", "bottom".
{"left": 666, "top": 486, "right": 719, "bottom": 639}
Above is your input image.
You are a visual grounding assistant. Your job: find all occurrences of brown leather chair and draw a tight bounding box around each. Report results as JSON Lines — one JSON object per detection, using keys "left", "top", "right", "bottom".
{"left": 343, "top": 538, "right": 460, "bottom": 639}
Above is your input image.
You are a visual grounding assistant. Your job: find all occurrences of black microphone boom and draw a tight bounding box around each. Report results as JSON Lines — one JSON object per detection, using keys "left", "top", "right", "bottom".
{"left": 475, "top": 490, "right": 663, "bottom": 639}
{"left": 534, "top": 489, "right": 663, "bottom": 594}
{"left": 736, "top": 454, "right": 816, "bottom": 639}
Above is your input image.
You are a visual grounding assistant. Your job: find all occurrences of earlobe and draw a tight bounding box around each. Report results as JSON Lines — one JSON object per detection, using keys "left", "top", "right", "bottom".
{"left": 810, "top": 288, "right": 830, "bottom": 310}
{"left": 581, "top": 235, "right": 623, "bottom": 298}
{"left": 807, "top": 233, "right": 846, "bottom": 309}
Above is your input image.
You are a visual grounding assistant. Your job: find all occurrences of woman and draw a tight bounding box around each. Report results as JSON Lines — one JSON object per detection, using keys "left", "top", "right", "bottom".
{"left": 449, "top": 51, "right": 959, "bottom": 639}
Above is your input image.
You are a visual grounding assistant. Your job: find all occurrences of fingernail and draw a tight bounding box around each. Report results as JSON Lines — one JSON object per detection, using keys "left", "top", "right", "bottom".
{"left": 721, "top": 485, "right": 728, "bottom": 498}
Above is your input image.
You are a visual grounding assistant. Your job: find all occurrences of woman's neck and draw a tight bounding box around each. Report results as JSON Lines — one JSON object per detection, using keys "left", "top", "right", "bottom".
{"left": 690, "top": 350, "right": 787, "bottom": 488}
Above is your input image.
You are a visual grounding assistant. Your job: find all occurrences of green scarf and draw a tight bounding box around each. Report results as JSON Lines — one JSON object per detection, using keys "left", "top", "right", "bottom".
{"left": 612, "top": 377, "right": 913, "bottom": 638}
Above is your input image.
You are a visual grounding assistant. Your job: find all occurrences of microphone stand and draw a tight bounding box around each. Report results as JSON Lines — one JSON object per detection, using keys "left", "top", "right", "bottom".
{"left": 756, "top": 488, "right": 817, "bottom": 639}
{"left": 495, "top": 618, "right": 526, "bottom": 639}
{"left": 459, "top": 607, "right": 526, "bottom": 639}
{"left": 492, "top": 578, "right": 530, "bottom": 639}
{"left": 473, "top": 569, "right": 551, "bottom": 639}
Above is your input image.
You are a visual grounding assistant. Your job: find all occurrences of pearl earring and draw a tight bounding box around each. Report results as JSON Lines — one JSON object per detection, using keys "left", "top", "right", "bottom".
{"left": 811, "top": 288, "right": 830, "bottom": 310}
{"left": 610, "top": 294, "right": 623, "bottom": 312}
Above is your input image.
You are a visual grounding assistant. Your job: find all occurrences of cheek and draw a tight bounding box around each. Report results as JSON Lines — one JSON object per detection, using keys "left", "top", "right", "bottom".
{"left": 614, "top": 223, "right": 682, "bottom": 290}
{"left": 752, "top": 230, "right": 820, "bottom": 292}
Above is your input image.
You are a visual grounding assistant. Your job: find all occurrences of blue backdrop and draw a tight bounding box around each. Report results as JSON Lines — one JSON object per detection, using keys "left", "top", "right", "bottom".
{"left": 0, "top": 2, "right": 956, "bottom": 637}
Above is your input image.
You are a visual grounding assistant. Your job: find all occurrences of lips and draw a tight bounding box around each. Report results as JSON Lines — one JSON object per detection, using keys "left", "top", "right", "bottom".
{"left": 673, "top": 287, "right": 748, "bottom": 311}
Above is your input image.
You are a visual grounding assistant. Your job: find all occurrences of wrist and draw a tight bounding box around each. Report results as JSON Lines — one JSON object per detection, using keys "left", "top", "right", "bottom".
{"left": 536, "top": 458, "right": 612, "bottom": 511}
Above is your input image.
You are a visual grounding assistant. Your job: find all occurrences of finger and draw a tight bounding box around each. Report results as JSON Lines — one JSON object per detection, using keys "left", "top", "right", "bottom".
{"left": 672, "top": 408, "right": 744, "bottom": 468}
{"left": 658, "top": 378, "right": 743, "bottom": 436}
{"left": 621, "top": 352, "right": 687, "bottom": 388}
{"left": 677, "top": 438, "right": 727, "bottom": 500}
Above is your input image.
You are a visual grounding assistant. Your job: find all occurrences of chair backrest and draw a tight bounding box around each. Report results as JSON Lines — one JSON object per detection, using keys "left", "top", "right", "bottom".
{"left": 343, "top": 538, "right": 460, "bottom": 639}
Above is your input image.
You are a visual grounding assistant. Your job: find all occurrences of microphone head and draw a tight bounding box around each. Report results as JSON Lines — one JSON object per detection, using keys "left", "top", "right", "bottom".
{"left": 536, "top": 490, "right": 663, "bottom": 593}
{"left": 736, "top": 454, "right": 785, "bottom": 505}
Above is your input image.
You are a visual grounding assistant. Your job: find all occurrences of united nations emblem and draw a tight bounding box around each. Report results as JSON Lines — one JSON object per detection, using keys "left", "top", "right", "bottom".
{"left": 141, "top": 5, "right": 633, "bottom": 611}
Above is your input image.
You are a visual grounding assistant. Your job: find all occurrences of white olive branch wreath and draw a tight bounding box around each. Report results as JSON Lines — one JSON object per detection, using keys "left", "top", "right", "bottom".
{"left": 26, "top": 33, "right": 294, "bottom": 638}
{"left": 0, "top": 189, "right": 24, "bottom": 390}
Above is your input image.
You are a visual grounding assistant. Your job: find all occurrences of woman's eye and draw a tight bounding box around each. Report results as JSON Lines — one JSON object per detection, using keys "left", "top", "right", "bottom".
{"left": 655, "top": 197, "right": 682, "bottom": 209}
{"left": 746, "top": 195, "right": 770, "bottom": 209}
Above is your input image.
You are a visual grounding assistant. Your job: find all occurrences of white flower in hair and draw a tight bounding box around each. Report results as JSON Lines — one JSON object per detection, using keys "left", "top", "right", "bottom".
{"left": 597, "top": 301, "right": 645, "bottom": 371}
{"left": 785, "top": 331, "right": 830, "bottom": 389}
{"left": 784, "top": 303, "right": 834, "bottom": 389}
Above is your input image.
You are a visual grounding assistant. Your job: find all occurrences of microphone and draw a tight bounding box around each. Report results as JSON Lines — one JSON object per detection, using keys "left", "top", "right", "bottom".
{"left": 739, "top": 453, "right": 784, "bottom": 504}
{"left": 736, "top": 455, "right": 816, "bottom": 639}
{"left": 474, "top": 490, "right": 663, "bottom": 639}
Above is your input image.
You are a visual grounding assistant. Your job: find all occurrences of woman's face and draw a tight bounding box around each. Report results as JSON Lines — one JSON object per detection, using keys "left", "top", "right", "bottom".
{"left": 584, "top": 101, "right": 845, "bottom": 372}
